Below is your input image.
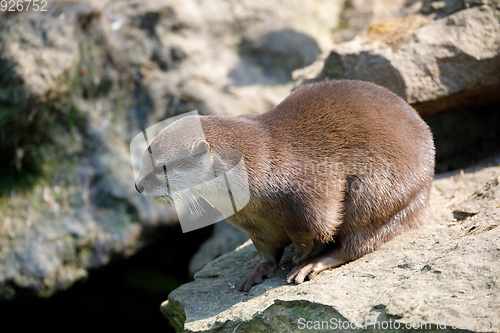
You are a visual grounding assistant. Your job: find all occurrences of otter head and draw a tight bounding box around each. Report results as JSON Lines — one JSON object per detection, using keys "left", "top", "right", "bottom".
{"left": 133, "top": 115, "right": 250, "bottom": 222}
{"left": 134, "top": 115, "right": 217, "bottom": 202}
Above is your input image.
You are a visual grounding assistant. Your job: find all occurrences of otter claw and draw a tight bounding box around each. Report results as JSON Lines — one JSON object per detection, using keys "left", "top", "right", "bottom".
{"left": 286, "top": 263, "right": 322, "bottom": 285}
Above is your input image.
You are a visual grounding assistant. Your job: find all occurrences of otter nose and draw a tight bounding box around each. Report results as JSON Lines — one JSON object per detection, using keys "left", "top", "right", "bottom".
{"left": 135, "top": 183, "right": 144, "bottom": 193}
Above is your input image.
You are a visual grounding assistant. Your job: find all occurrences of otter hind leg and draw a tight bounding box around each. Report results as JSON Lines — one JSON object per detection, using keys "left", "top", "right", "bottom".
{"left": 339, "top": 186, "right": 431, "bottom": 260}
{"left": 287, "top": 187, "right": 431, "bottom": 284}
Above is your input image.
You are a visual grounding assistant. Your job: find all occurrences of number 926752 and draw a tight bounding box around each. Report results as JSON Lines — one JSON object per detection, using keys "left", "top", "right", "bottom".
{"left": 1, "top": 0, "right": 48, "bottom": 12}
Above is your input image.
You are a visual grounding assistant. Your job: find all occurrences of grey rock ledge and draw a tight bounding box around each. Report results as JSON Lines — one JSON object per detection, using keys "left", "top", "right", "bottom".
{"left": 161, "top": 164, "right": 500, "bottom": 333}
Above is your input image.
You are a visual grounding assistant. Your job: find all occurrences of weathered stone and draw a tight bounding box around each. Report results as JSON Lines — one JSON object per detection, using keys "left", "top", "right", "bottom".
{"left": 332, "top": 0, "right": 424, "bottom": 43}
{"left": 161, "top": 164, "right": 500, "bottom": 333}
{"left": 296, "top": 4, "right": 500, "bottom": 117}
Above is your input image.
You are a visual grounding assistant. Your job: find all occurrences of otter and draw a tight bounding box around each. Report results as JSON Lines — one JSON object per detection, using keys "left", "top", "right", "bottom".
{"left": 134, "top": 80, "right": 435, "bottom": 292}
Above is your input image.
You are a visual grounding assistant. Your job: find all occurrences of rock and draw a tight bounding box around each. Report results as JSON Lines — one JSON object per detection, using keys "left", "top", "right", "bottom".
{"left": 126, "top": 0, "right": 343, "bottom": 119}
{"left": 161, "top": 163, "right": 500, "bottom": 332}
{"left": 0, "top": 0, "right": 342, "bottom": 299}
{"left": 295, "top": 3, "right": 500, "bottom": 117}
{"left": 332, "top": 0, "right": 425, "bottom": 43}
{"left": 0, "top": 1, "right": 172, "bottom": 300}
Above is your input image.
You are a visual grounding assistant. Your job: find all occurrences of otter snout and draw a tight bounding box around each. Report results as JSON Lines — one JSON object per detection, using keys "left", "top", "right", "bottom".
{"left": 135, "top": 183, "right": 144, "bottom": 193}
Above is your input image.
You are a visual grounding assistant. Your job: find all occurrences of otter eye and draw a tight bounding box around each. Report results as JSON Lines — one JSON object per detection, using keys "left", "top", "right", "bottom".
{"left": 193, "top": 140, "right": 211, "bottom": 154}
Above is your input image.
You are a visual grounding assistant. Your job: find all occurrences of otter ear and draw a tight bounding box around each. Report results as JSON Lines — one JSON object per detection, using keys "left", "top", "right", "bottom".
{"left": 193, "top": 139, "right": 211, "bottom": 154}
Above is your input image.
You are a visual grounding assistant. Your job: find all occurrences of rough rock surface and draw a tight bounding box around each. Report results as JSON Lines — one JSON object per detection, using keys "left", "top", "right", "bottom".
{"left": 161, "top": 163, "right": 500, "bottom": 333}
{"left": 332, "top": 0, "right": 422, "bottom": 43}
{"left": 0, "top": 0, "right": 341, "bottom": 299}
{"left": 333, "top": 0, "right": 481, "bottom": 44}
{"left": 295, "top": 2, "right": 500, "bottom": 117}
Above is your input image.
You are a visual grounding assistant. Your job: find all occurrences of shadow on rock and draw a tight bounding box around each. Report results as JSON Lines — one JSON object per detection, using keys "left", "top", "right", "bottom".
{"left": 229, "top": 29, "right": 321, "bottom": 86}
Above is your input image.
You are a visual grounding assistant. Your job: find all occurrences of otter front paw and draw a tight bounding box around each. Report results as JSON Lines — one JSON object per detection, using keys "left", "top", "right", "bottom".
{"left": 238, "top": 260, "right": 278, "bottom": 292}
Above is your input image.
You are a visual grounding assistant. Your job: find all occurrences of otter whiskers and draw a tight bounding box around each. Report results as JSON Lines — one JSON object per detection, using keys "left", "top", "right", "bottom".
{"left": 153, "top": 186, "right": 206, "bottom": 217}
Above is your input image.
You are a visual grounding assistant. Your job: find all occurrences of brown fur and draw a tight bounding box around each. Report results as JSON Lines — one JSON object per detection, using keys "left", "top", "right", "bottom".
{"left": 198, "top": 80, "right": 435, "bottom": 291}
